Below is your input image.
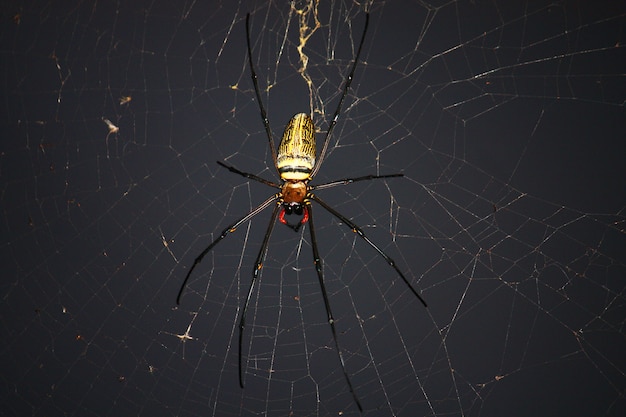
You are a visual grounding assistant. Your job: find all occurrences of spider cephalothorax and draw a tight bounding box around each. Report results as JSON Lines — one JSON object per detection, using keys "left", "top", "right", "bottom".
{"left": 280, "top": 179, "right": 307, "bottom": 206}
{"left": 280, "top": 178, "right": 309, "bottom": 229}
{"left": 176, "top": 12, "right": 426, "bottom": 412}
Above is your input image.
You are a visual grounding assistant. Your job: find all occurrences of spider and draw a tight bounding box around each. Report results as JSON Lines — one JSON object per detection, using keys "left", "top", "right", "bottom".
{"left": 177, "top": 12, "right": 427, "bottom": 412}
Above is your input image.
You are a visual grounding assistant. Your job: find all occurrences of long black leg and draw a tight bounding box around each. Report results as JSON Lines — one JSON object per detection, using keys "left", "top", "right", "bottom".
{"left": 176, "top": 195, "right": 278, "bottom": 304}
{"left": 239, "top": 202, "right": 281, "bottom": 388}
{"left": 307, "top": 204, "right": 364, "bottom": 411}
{"left": 217, "top": 161, "right": 280, "bottom": 189}
{"left": 311, "top": 173, "right": 403, "bottom": 191}
{"left": 246, "top": 13, "right": 278, "bottom": 168}
{"left": 311, "top": 13, "right": 370, "bottom": 178}
{"left": 310, "top": 194, "right": 427, "bottom": 307}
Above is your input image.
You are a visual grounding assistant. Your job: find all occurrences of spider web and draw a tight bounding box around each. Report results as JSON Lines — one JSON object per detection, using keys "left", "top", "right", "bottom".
{"left": 1, "top": 0, "right": 625, "bottom": 416}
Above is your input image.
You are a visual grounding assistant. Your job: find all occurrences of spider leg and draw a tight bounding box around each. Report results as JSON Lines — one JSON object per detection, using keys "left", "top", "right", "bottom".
{"left": 311, "top": 173, "right": 403, "bottom": 192}
{"left": 246, "top": 13, "right": 278, "bottom": 168}
{"left": 307, "top": 204, "right": 363, "bottom": 411}
{"left": 217, "top": 161, "right": 280, "bottom": 189}
{"left": 176, "top": 195, "right": 278, "bottom": 305}
{"left": 239, "top": 202, "right": 281, "bottom": 388}
{"left": 310, "top": 194, "right": 427, "bottom": 307}
{"left": 310, "top": 13, "right": 370, "bottom": 178}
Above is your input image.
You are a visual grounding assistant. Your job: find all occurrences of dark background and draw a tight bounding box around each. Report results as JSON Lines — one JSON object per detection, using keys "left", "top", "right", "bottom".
{"left": 1, "top": 1, "right": 624, "bottom": 416}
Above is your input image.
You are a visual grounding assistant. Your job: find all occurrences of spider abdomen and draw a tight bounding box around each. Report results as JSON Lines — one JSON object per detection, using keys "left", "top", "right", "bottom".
{"left": 277, "top": 113, "right": 315, "bottom": 180}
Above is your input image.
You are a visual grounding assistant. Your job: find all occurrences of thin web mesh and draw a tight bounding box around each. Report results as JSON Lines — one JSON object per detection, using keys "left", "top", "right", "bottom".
{"left": 1, "top": 1, "right": 624, "bottom": 416}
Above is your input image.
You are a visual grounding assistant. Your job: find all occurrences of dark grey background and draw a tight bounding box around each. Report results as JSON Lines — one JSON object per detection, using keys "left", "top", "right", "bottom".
{"left": 1, "top": 1, "right": 624, "bottom": 416}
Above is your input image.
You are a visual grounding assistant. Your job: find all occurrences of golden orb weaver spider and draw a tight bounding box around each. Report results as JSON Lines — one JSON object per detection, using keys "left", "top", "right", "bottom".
{"left": 177, "top": 12, "right": 427, "bottom": 412}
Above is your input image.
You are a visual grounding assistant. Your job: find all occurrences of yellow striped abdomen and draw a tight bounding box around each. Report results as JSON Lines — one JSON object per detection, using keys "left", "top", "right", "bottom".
{"left": 277, "top": 113, "right": 316, "bottom": 180}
